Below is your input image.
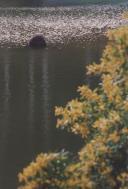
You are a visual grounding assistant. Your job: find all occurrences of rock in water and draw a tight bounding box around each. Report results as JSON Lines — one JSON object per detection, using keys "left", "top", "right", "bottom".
{"left": 28, "top": 35, "right": 46, "bottom": 48}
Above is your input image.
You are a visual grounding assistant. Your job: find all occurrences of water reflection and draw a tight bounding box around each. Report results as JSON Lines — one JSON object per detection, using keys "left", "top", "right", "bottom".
{"left": 28, "top": 49, "right": 51, "bottom": 151}
{"left": 2, "top": 50, "right": 10, "bottom": 151}
{"left": 28, "top": 50, "right": 35, "bottom": 152}
{"left": 0, "top": 50, "right": 11, "bottom": 188}
{"left": 41, "top": 50, "right": 51, "bottom": 150}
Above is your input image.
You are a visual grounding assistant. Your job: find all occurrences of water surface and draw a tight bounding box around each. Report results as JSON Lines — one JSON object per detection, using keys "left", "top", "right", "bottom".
{"left": 0, "top": 39, "right": 106, "bottom": 189}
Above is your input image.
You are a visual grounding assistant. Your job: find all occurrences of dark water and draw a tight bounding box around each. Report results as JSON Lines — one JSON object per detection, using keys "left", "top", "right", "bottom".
{"left": 0, "top": 1, "right": 128, "bottom": 189}
{"left": 0, "top": 39, "right": 106, "bottom": 189}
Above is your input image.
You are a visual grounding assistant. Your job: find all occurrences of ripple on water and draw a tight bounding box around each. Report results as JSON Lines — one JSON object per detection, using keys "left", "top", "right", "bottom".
{"left": 0, "top": 3, "right": 128, "bottom": 48}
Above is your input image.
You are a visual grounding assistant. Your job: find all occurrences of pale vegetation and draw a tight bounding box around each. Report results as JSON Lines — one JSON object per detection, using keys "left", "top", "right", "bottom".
{"left": 18, "top": 26, "right": 128, "bottom": 189}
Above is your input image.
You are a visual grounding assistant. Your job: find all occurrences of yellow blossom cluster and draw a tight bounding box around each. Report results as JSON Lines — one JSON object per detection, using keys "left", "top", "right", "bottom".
{"left": 19, "top": 26, "right": 128, "bottom": 189}
{"left": 102, "top": 74, "right": 122, "bottom": 103}
{"left": 18, "top": 181, "right": 39, "bottom": 189}
{"left": 77, "top": 85, "right": 101, "bottom": 101}
{"left": 18, "top": 153, "right": 59, "bottom": 189}
{"left": 117, "top": 172, "right": 128, "bottom": 189}
{"left": 55, "top": 99, "right": 89, "bottom": 138}
{"left": 54, "top": 26, "right": 128, "bottom": 189}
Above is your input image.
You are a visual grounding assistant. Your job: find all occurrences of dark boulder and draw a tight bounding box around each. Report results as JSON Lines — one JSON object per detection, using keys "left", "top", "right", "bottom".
{"left": 28, "top": 35, "right": 46, "bottom": 48}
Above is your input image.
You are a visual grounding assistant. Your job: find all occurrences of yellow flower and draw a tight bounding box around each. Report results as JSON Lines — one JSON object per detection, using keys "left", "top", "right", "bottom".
{"left": 102, "top": 74, "right": 121, "bottom": 103}
{"left": 123, "top": 100, "right": 128, "bottom": 111}
{"left": 18, "top": 181, "right": 39, "bottom": 189}
{"left": 72, "top": 123, "right": 89, "bottom": 138}
{"left": 99, "top": 165, "right": 112, "bottom": 175}
{"left": 93, "top": 118, "right": 109, "bottom": 132}
{"left": 122, "top": 127, "right": 128, "bottom": 135}
{"left": 109, "top": 111, "right": 121, "bottom": 124}
{"left": 108, "top": 131, "right": 120, "bottom": 143}
{"left": 18, "top": 153, "right": 58, "bottom": 183}
{"left": 78, "top": 85, "right": 100, "bottom": 101}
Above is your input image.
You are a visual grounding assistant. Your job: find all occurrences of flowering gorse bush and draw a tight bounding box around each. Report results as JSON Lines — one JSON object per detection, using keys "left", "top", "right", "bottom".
{"left": 18, "top": 26, "right": 128, "bottom": 189}
{"left": 18, "top": 151, "right": 72, "bottom": 189}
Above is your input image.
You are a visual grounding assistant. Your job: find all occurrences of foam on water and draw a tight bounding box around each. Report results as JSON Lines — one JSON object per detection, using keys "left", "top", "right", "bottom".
{"left": 0, "top": 2, "right": 128, "bottom": 47}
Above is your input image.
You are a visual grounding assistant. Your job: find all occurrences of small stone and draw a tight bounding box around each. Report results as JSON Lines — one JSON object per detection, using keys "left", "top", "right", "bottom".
{"left": 28, "top": 34, "right": 46, "bottom": 48}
